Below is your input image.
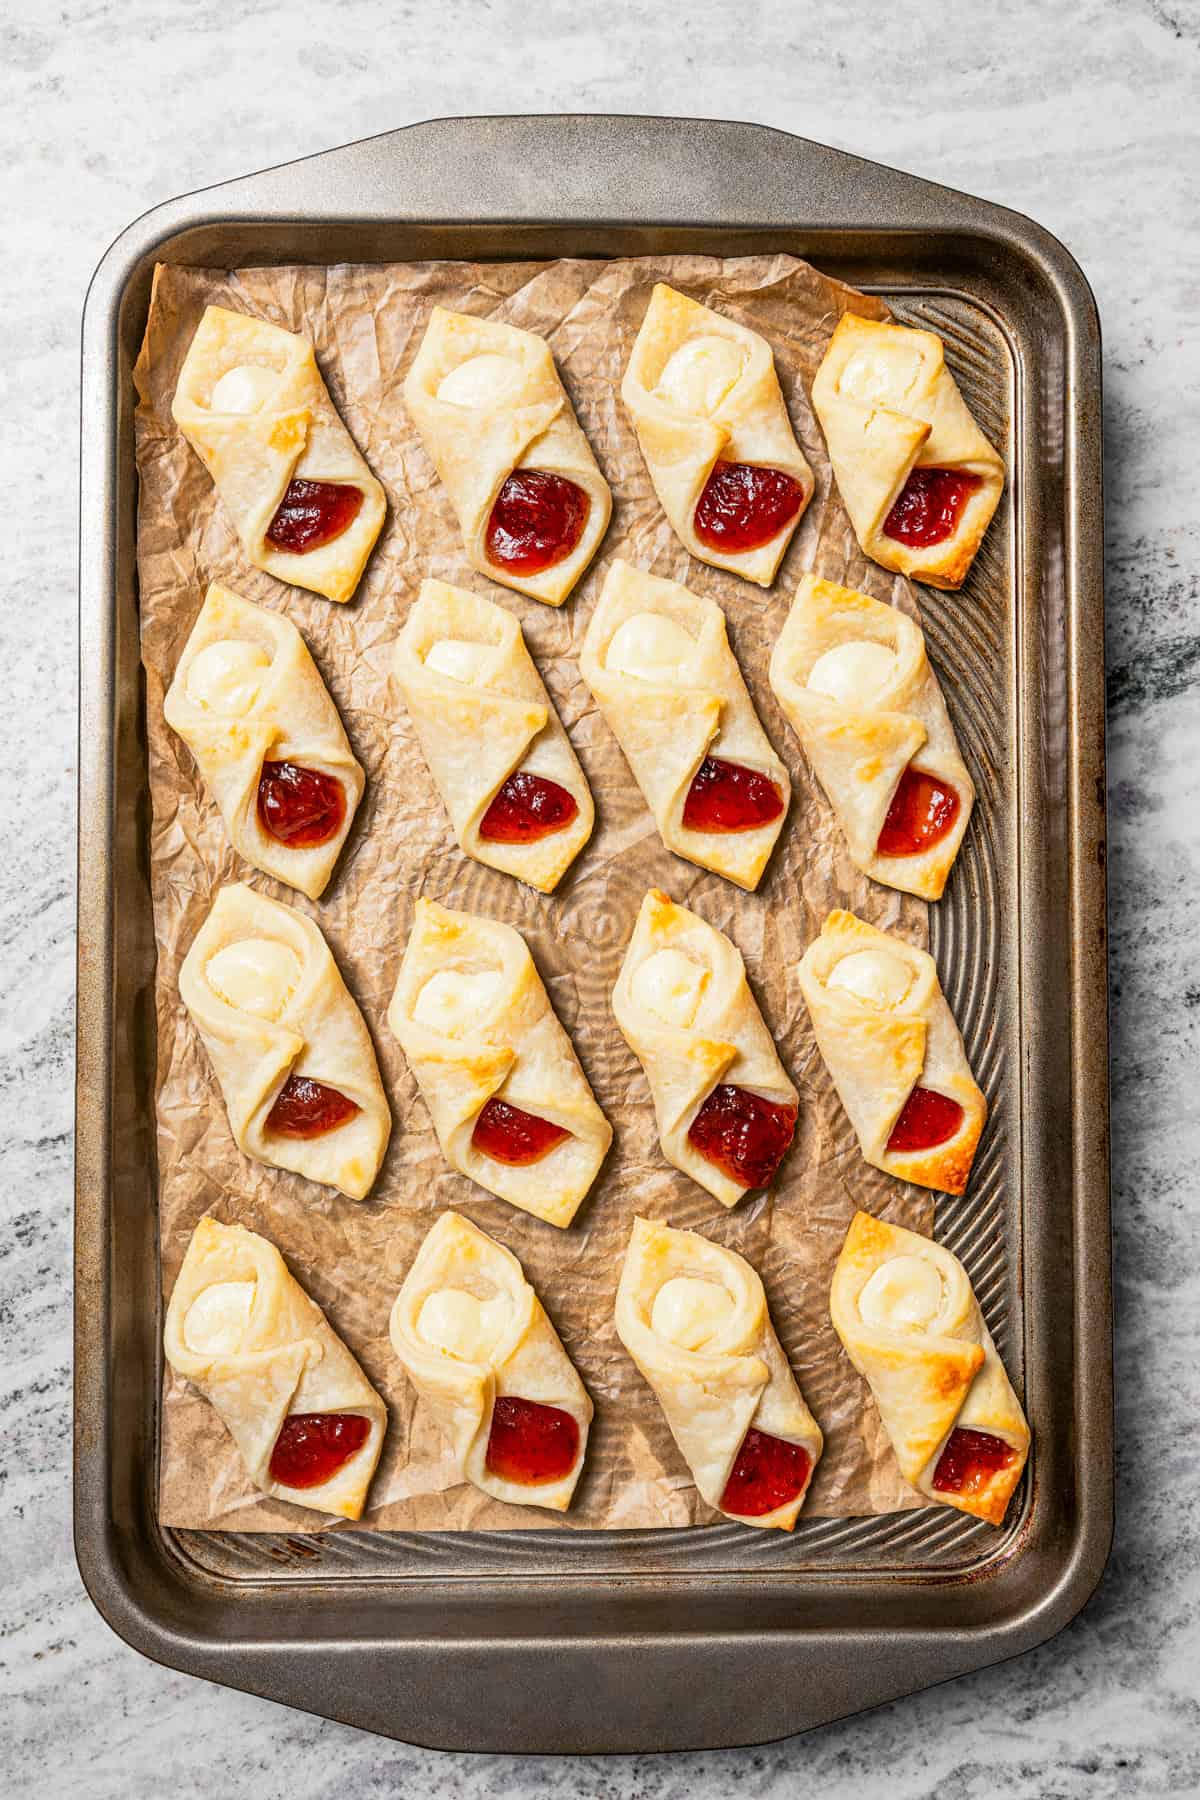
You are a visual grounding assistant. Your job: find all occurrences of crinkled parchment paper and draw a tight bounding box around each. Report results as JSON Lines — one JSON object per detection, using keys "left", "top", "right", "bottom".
{"left": 134, "top": 253, "right": 936, "bottom": 1532}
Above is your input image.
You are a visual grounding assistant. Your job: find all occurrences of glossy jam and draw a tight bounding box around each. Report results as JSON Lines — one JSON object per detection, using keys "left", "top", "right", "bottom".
{"left": 886, "top": 1087, "right": 964, "bottom": 1155}
{"left": 687, "top": 1085, "right": 797, "bottom": 1189}
{"left": 881, "top": 467, "right": 982, "bottom": 548}
{"left": 876, "top": 764, "right": 960, "bottom": 858}
{"left": 484, "top": 1395, "right": 580, "bottom": 1485}
{"left": 479, "top": 770, "right": 579, "bottom": 843}
{"left": 719, "top": 1427, "right": 812, "bottom": 1517}
{"left": 484, "top": 469, "right": 589, "bottom": 574}
{"left": 265, "top": 478, "right": 364, "bottom": 553}
{"left": 682, "top": 756, "right": 785, "bottom": 834}
{"left": 266, "top": 1075, "right": 361, "bottom": 1139}
{"left": 931, "top": 1427, "right": 1017, "bottom": 1498}
{"left": 472, "top": 1097, "right": 570, "bottom": 1166}
{"left": 268, "top": 1412, "right": 370, "bottom": 1489}
{"left": 257, "top": 760, "right": 346, "bottom": 848}
{"left": 692, "top": 460, "right": 805, "bottom": 552}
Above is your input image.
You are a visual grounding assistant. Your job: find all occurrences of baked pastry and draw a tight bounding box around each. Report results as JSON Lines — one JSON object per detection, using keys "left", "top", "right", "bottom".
{"left": 164, "top": 582, "right": 364, "bottom": 900}
{"left": 392, "top": 578, "right": 593, "bottom": 893}
{"left": 811, "top": 313, "right": 1004, "bottom": 589}
{"left": 180, "top": 883, "right": 391, "bottom": 1199}
{"left": 621, "top": 282, "right": 813, "bottom": 586}
{"left": 580, "top": 559, "right": 789, "bottom": 890}
{"left": 612, "top": 889, "right": 797, "bottom": 1207}
{"left": 172, "top": 305, "right": 385, "bottom": 603}
{"left": 164, "top": 1216, "right": 386, "bottom": 1520}
{"left": 797, "top": 910, "right": 985, "bottom": 1195}
{"left": 403, "top": 307, "right": 611, "bottom": 606}
{"left": 830, "top": 1210, "right": 1029, "bottom": 1524}
{"left": 387, "top": 899, "right": 612, "bottom": 1227}
{"left": 390, "top": 1211, "right": 592, "bottom": 1512}
{"left": 615, "top": 1217, "right": 822, "bottom": 1528}
{"left": 769, "top": 573, "right": 973, "bottom": 899}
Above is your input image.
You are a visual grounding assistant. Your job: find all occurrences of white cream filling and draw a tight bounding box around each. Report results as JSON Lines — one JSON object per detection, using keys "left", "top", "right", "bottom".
{"left": 185, "top": 639, "right": 272, "bottom": 716}
{"left": 655, "top": 334, "right": 747, "bottom": 417}
{"left": 806, "top": 639, "right": 897, "bottom": 707}
{"left": 606, "top": 611, "right": 696, "bottom": 683}
{"left": 424, "top": 638, "right": 494, "bottom": 685}
{"left": 206, "top": 938, "right": 303, "bottom": 1021}
{"left": 651, "top": 1275, "right": 735, "bottom": 1351}
{"left": 437, "top": 353, "right": 524, "bottom": 410}
{"left": 413, "top": 967, "right": 504, "bottom": 1036}
{"left": 827, "top": 948, "right": 912, "bottom": 1010}
{"left": 631, "top": 948, "right": 710, "bottom": 1029}
{"left": 859, "top": 1256, "right": 945, "bottom": 1332}
{"left": 416, "top": 1287, "right": 510, "bottom": 1362}
{"left": 183, "top": 1280, "right": 256, "bottom": 1355}
{"left": 837, "top": 342, "right": 925, "bottom": 409}
{"left": 210, "top": 363, "right": 280, "bottom": 415}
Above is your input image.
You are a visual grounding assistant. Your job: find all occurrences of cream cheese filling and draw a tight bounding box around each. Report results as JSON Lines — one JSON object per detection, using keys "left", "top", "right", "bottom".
{"left": 651, "top": 1275, "right": 735, "bottom": 1351}
{"left": 206, "top": 938, "right": 303, "bottom": 1020}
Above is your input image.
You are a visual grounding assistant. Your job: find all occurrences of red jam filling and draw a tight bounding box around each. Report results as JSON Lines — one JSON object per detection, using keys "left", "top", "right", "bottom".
{"left": 268, "top": 1412, "right": 370, "bottom": 1489}
{"left": 265, "top": 478, "right": 364, "bottom": 553}
{"left": 257, "top": 760, "right": 346, "bottom": 848}
{"left": 881, "top": 467, "right": 982, "bottom": 548}
{"left": 485, "top": 1395, "right": 580, "bottom": 1485}
{"left": 266, "top": 1075, "right": 361, "bottom": 1139}
{"left": 472, "top": 1097, "right": 571, "bottom": 1166}
{"left": 886, "top": 1087, "right": 964, "bottom": 1155}
{"left": 484, "top": 469, "right": 589, "bottom": 574}
{"left": 687, "top": 1085, "right": 797, "bottom": 1189}
{"left": 692, "top": 460, "right": 805, "bottom": 553}
{"left": 876, "top": 764, "right": 960, "bottom": 858}
{"left": 931, "top": 1427, "right": 1017, "bottom": 1498}
{"left": 479, "top": 769, "right": 579, "bottom": 843}
{"left": 719, "top": 1427, "right": 812, "bottom": 1517}
{"left": 682, "top": 755, "right": 785, "bottom": 833}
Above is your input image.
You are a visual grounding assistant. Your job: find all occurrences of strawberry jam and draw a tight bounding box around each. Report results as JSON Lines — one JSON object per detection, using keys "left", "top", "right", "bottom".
{"left": 876, "top": 764, "right": 960, "bottom": 858}
{"left": 472, "top": 1097, "right": 570, "bottom": 1166}
{"left": 266, "top": 1075, "right": 361, "bottom": 1139}
{"left": 931, "top": 1427, "right": 1017, "bottom": 1498}
{"left": 268, "top": 1412, "right": 370, "bottom": 1488}
{"left": 687, "top": 1085, "right": 797, "bottom": 1189}
{"left": 257, "top": 760, "right": 346, "bottom": 848}
{"left": 886, "top": 1087, "right": 964, "bottom": 1154}
{"left": 693, "top": 460, "right": 805, "bottom": 553}
{"left": 882, "top": 467, "right": 982, "bottom": 548}
{"left": 266, "top": 478, "right": 364, "bottom": 553}
{"left": 485, "top": 1395, "right": 580, "bottom": 1485}
{"left": 479, "top": 770, "right": 579, "bottom": 843}
{"left": 485, "top": 469, "right": 589, "bottom": 575}
{"left": 682, "top": 756, "right": 784, "bottom": 833}
{"left": 720, "top": 1427, "right": 811, "bottom": 1517}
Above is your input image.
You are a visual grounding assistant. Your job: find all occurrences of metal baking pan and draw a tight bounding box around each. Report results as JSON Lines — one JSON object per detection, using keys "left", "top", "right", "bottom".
{"left": 75, "top": 114, "right": 1111, "bottom": 1753}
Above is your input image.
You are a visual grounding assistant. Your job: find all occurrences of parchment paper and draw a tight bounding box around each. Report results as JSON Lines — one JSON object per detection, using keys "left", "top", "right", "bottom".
{"left": 134, "top": 253, "right": 936, "bottom": 1532}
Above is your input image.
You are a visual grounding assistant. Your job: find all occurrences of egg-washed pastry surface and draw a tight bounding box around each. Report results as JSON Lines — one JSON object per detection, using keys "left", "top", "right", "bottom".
{"left": 770, "top": 573, "right": 974, "bottom": 900}
{"left": 391, "top": 1211, "right": 592, "bottom": 1513}
{"left": 622, "top": 282, "right": 813, "bottom": 586}
{"left": 581, "top": 559, "right": 790, "bottom": 891}
{"left": 392, "top": 579, "right": 593, "bottom": 893}
{"left": 404, "top": 306, "right": 612, "bottom": 606}
{"left": 830, "top": 1211, "right": 1029, "bottom": 1525}
{"left": 797, "top": 909, "right": 985, "bottom": 1195}
{"left": 164, "top": 1217, "right": 386, "bottom": 1520}
{"left": 179, "top": 882, "right": 391, "bottom": 1199}
{"left": 171, "top": 305, "right": 386, "bottom": 603}
{"left": 811, "top": 313, "right": 1004, "bottom": 590}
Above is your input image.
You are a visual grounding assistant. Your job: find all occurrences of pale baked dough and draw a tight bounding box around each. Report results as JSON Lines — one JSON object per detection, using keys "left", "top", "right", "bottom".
{"left": 612, "top": 889, "right": 798, "bottom": 1208}
{"left": 769, "top": 573, "right": 974, "bottom": 899}
{"left": 172, "top": 305, "right": 386, "bottom": 603}
{"left": 179, "top": 883, "right": 391, "bottom": 1199}
{"left": 164, "top": 1216, "right": 386, "bottom": 1520}
{"left": 615, "top": 1217, "right": 822, "bottom": 1528}
{"left": 621, "top": 283, "right": 813, "bottom": 585}
{"left": 392, "top": 579, "right": 593, "bottom": 893}
{"left": 797, "top": 910, "right": 986, "bottom": 1195}
{"left": 811, "top": 313, "right": 1004, "bottom": 589}
{"left": 390, "top": 1210, "right": 592, "bottom": 1512}
{"left": 387, "top": 899, "right": 612, "bottom": 1227}
{"left": 403, "top": 307, "right": 612, "bottom": 606}
{"left": 164, "top": 582, "right": 364, "bottom": 900}
{"left": 580, "top": 559, "right": 789, "bottom": 891}
{"left": 830, "top": 1210, "right": 1029, "bottom": 1524}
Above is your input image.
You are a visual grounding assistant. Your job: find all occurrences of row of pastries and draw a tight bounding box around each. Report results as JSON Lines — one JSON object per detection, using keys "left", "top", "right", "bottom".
{"left": 159, "top": 276, "right": 1024, "bottom": 1533}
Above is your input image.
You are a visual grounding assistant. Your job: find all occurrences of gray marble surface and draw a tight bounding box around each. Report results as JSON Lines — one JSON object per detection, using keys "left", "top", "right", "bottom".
{"left": 4, "top": 1, "right": 1198, "bottom": 1793}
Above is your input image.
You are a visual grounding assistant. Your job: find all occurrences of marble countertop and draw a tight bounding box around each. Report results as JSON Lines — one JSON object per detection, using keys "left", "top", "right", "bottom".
{"left": 5, "top": 2, "right": 1198, "bottom": 1794}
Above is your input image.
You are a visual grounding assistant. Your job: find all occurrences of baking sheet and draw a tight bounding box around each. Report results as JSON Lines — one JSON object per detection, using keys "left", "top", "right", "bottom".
{"left": 134, "top": 252, "right": 937, "bottom": 1532}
